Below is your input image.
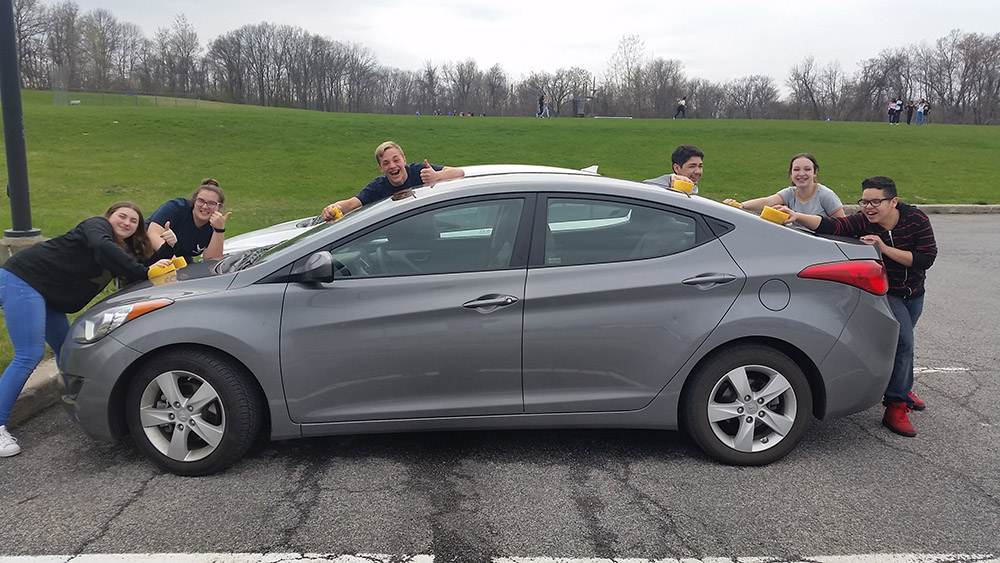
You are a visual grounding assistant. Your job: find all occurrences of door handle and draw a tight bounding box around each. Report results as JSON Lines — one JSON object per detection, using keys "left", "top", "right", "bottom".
{"left": 462, "top": 294, "right": 519, "bottom": 311}
{"left": 682, "top": 273, "right": 738, "bottom": 288}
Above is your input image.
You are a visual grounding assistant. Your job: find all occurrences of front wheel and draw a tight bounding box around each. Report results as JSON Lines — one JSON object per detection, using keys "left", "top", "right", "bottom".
{"left": 125, "top": 349, "right": 263, "bottom": 476}
{"left": 682, "top": 344, "right": 812, "bottom": 466}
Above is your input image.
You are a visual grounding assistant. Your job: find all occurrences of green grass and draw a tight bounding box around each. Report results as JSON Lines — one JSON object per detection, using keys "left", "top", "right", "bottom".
{"left": 2, "top": 89, "right": 999, "bottom": 371}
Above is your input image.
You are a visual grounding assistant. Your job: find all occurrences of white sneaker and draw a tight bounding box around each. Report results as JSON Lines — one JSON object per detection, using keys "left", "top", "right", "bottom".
{"left": 0, "top": 425, "right": 21, "bottom": 457}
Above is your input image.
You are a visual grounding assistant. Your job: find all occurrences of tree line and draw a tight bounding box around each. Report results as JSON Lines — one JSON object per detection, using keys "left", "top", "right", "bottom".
{"left": 12, "top": 0, "right": 1000, "bottom": 124}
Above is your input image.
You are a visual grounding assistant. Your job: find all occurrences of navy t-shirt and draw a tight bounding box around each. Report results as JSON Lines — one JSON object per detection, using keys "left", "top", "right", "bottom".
{"left": 147, "top": 198, "right": 214, "bottom": 260}
{"left": 355, "top": 162, "right": 443, "bottom": 205}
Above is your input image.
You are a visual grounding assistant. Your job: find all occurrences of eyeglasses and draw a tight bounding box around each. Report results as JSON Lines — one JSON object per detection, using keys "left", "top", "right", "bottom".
{"left": 194, "top": 197, "right": 221, "bottom": 209}
{"left": 856, "top": 198, "right": 892, "bottom": 208}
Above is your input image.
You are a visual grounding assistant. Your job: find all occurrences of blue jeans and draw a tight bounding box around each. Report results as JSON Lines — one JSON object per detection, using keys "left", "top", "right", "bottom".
{"left": 885, "top": 293, "right": 924, "bottom": 406}
{"left": 0, "top": 269, "right": 69, "bottom": 426}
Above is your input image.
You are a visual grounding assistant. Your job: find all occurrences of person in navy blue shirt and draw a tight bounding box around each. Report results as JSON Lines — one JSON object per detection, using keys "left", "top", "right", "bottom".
{"left": 321, "top": 141, "right": 464, "bottom": 221}
{"left": 147, "top": 179, "right": 230, "bottom": 260}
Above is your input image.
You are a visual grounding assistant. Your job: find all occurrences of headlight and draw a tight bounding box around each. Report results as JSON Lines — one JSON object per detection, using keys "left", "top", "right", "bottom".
{"left": 73, "top": 299, "right": 173, "bottom": 344}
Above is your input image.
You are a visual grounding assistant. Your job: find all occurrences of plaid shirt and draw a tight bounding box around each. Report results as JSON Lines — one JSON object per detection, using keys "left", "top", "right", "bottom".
{"left": 816, "top": 202, "right": 937, "bottom": 298}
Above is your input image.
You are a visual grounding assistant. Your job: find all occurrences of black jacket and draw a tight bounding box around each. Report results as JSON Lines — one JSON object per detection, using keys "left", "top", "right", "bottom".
{"left": 2, "top": 217, "right": 172, "bottom": 312}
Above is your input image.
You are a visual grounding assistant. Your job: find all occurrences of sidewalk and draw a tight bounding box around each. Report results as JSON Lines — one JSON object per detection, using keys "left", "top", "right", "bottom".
{"left": 7, "top": 204, "right": 1000, "bottom": 428}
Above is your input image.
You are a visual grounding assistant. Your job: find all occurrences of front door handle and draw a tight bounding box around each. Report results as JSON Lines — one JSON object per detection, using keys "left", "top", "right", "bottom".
{"left": 462, "top": 294, "right": 519, "bottom": 312}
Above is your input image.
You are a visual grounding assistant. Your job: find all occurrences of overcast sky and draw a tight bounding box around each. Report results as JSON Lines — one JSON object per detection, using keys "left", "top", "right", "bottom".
{"left": 66, "top": 0, "right": 998, "bottom": 85}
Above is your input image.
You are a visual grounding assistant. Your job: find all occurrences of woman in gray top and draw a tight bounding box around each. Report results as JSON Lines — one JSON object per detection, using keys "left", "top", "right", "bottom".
{"left": 724, "top": 153, "right": 846, "bottom": 218}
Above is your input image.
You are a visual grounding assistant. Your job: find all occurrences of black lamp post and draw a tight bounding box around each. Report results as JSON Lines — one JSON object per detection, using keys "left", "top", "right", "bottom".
{"left": 1, "top": 0, "right": 40, "bottom": 238}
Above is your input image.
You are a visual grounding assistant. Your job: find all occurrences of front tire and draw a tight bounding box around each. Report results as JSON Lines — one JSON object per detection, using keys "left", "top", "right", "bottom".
{"left": 125, "top": 349, "right": 263, "bottom": 476}
{"left": 682, "top": 344, "right": 812, "bottom": 465}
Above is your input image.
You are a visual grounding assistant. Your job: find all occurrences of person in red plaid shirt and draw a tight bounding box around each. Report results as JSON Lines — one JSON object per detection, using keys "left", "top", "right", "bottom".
{"left": 776, "top": 176, "right": 937, "bottom": 438}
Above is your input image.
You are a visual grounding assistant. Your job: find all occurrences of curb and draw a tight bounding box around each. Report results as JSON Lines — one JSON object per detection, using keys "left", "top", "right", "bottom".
{"left": 9, "top": 357, "right": 61, "bottom": 428}
{"left": 5, "top": 205, "right": 998, "bottom": 429}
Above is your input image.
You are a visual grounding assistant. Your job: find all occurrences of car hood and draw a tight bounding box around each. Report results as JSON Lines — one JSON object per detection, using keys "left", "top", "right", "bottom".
{"left": 101, "top": 260, "right": 232, "bottom": 306}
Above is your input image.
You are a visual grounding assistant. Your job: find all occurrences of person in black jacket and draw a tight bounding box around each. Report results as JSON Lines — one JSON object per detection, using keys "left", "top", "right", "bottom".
{"left": 776, "top": 176, "right": 937, "bottom": 438}
{"left": 0, "top": 202, "right": 175, "bottom": 457}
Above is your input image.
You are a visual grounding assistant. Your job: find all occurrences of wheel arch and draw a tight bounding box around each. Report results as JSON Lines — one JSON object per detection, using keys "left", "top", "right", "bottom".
{"left": 680, "top": 336, "right": 827, "bottom": 425}
{"left": 106, "top": 343, "right": 271, "bottom": 441}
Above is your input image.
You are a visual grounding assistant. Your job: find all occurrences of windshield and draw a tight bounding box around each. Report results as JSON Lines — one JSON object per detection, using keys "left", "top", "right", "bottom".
{"left": 233, "top": 195, "right": 403, "bottom": 271}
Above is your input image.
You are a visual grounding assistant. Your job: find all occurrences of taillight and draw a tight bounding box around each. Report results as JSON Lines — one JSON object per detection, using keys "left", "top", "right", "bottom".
{"left": 798, "top": 260, "right": 889, "bottom": 295}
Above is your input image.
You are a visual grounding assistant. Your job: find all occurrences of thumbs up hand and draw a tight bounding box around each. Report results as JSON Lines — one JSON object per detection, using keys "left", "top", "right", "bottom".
{"left": 210, "top": 211, "right": 231, "bottom": 231}
{"left": 160, "top": 221, "right": 177, "bottom": 246}
{"left": 420, "top": 159, "right": 438, "bottom": 186}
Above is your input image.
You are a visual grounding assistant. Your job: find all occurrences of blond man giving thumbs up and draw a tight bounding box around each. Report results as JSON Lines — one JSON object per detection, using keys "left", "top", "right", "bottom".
{"left": 322, "top": 141, "right": 464, "bottom": 221}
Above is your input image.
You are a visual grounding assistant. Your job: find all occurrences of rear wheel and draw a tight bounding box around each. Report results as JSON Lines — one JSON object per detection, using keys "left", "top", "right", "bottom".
{"left": 682, "top": 344, "right": 812, "bottom": 465}
{"left": 125, "top": 349, "right": 263, "bottom": 476}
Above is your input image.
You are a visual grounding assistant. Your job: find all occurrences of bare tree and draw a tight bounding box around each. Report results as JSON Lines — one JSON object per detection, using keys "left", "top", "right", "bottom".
{"left": 13, "top": 0, "right": 49, "bottom": 87}
{"left": 168, "top": 15, "right": 200, "bottom": 93}
{"left": 686, "top": 78, "right": 725, "bottom": 119}
{"left": 419, "top": 61, "right": 440, "bottom": 113}
{"left": 645, "top": 57, "right": 685, "bottom": 118}
{"left": 818, "top": 60, "right": 849, "bottom": 120}
{"left": 787, "top": 55, "right": 822, "bottom": 120}
{"left": 443, "top": 58, "right": 481, "bottom": 113}
{"left": 78, "top": 8, "right": 118, "bottom": 90}
{"left": 482, "top": 63, "right": 509, "bottom": 116}
{"left": 205, "top": 29, "right": 249, "bottom": 103}
{"left": 46, "top": 1, "right": 81, "bottom": 88}
{"left": 606, "top": 34, "right": 646, "bottom": 116}
{"left": 114, "top": 22, "right": 145, "bottom": 90}
{"left": 343, "top": 43, "right": 378, "bottom": 112}
{"left": 378, "top": 67, "right": 417, "bottom": 115}
{"left": 725, "top": 75, "right": 780, "bottom": 119}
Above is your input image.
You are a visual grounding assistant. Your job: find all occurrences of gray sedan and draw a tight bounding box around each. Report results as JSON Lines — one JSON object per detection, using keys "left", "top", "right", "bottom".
{"left": 60, "top": 166, "right": 899, "bottom": 475}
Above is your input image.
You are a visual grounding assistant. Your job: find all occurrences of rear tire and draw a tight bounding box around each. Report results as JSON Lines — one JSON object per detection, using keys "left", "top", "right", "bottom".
{"left": 682, "top": 344, "right": 812, "bottom": 465}
{"left": 125, "top": 349, "right": 263, "bottom": 476}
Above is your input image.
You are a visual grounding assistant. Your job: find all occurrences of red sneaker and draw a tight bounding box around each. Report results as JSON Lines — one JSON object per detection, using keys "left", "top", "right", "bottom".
{"left": 909, "top": 391, "right": 926, "bottom": 411}
{"left": 882, "top": 402, "right": 917, "bottom": 437}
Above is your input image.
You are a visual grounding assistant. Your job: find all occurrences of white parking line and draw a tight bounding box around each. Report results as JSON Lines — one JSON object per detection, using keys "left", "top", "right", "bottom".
{"left": 0, "top": 554, "right": 996, "bottom": 563}
{"left": 914, "top": 366, "right": 970, "bottom": 374}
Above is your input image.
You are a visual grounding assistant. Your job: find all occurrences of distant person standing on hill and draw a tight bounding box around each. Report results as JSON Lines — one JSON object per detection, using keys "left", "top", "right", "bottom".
{"left": 674, "top": 96, "right": 687, "bottom": 119}
{"left": 923, "top": 102, "right": 931, "bottom": 124}
{"left": 905, "top": 100, "right": 915, "bottom": 125}
{"left": 915, "top": 99, "right": 926, "bottom": 125}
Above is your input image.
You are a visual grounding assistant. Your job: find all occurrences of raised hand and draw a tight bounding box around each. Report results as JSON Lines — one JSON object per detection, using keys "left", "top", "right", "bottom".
{"left": 210, "top": 211, "right": 231, "bottom": 231}
{"left": 420, "top": 159, "right": 437, "bottom": 185}
{"left": 160, "top": 221, "right": 177, "bottom": 246}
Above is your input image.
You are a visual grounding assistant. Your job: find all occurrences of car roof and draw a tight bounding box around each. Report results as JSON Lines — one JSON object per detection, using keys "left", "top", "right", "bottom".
{"left": 459, "top": 164, "right": 600, "bottom": 177}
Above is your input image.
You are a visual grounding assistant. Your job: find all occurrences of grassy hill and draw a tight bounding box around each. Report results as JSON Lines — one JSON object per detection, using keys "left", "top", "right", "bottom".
{"left": 1, "top": 89, "right": 998, "bottom": 370}
{"left": 3, "top": 89, "right": 998, "bottom": 239}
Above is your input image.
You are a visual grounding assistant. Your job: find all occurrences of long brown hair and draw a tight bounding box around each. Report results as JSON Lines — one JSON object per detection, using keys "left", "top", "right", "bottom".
{"left": 104, "top": 201, "right": 153, "bottom": 258}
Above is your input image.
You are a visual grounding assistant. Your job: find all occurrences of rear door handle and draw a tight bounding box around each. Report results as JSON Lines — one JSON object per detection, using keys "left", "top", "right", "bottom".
{"left": 463, "top": 294, "right": 519, "bottom": 312}
{"left": 682, "top": 273, "right": 738, "bottom": 288}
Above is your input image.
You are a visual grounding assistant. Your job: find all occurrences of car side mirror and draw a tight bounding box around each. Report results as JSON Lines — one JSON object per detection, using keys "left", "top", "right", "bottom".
{"left": 290, "top": 251, "right": 334, "bottom": 283}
